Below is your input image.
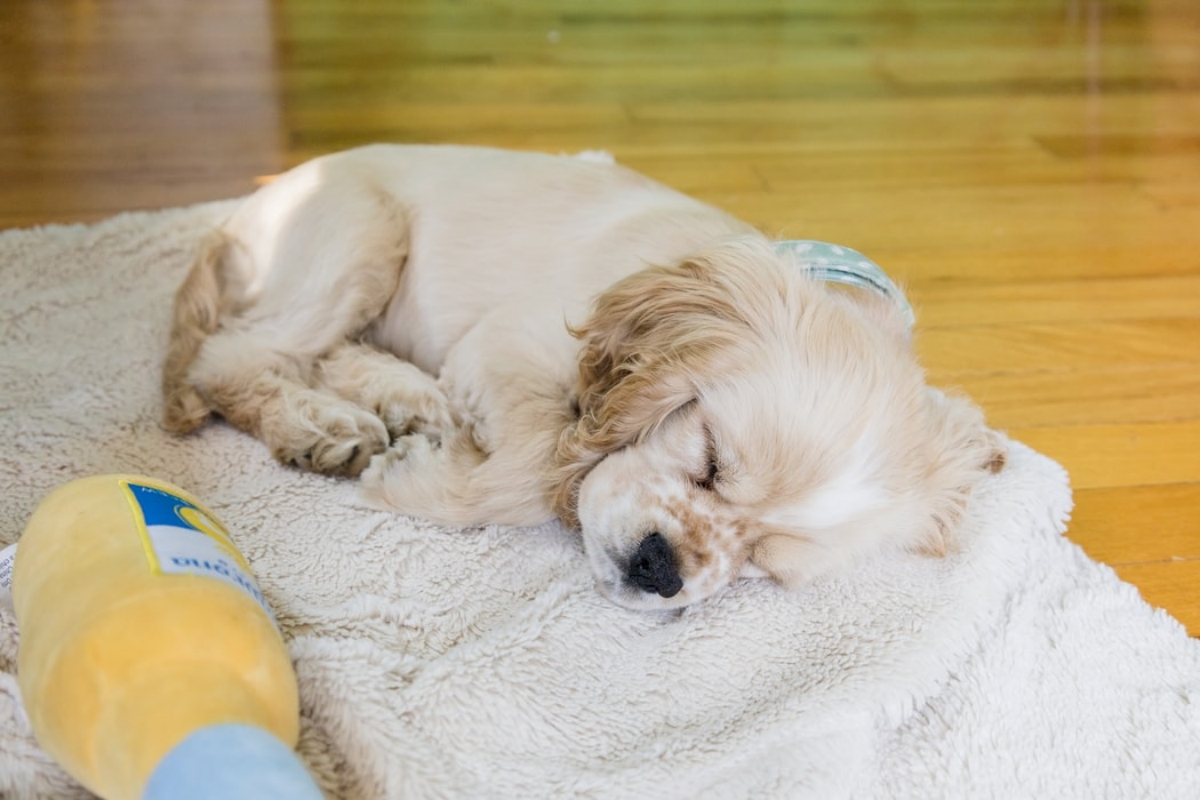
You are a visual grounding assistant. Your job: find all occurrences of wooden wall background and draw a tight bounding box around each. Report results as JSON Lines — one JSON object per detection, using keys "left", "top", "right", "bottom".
{"left": 2, "top": 0, "right": 1196, "bottom": 633}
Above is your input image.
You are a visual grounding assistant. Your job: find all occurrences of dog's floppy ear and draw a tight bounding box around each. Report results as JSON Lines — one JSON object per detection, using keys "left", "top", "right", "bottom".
{"left": 551, "top": 246, "right": 758, "bottom": 525}
{"left": 909, "top": 387, "right": 1008, "bottom": 557}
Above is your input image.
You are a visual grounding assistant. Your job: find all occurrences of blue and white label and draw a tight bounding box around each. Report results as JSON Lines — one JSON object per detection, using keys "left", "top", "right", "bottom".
{"left": 123, "top": 481, "right": 278, "bottom": 627}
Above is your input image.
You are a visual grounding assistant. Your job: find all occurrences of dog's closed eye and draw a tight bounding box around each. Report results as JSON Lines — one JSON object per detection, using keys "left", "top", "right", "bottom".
{"left": 693, "top": 426, "right": 721, "bottom": 492}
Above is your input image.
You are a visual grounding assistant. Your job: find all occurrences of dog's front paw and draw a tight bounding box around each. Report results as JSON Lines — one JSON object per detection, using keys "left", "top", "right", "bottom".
{"left": 270, "top": 395, "right": 390, "bottom": 477}
{"left": 377, "top": 396, "right": 453, "bottom": 445}
{"left": 360, "top": 434, "right": 439, "bottom": 510}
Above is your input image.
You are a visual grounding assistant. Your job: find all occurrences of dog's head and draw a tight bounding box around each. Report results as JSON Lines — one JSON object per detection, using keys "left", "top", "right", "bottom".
{"left": 554, "top": 237, "right": 1003, "bottom": 610}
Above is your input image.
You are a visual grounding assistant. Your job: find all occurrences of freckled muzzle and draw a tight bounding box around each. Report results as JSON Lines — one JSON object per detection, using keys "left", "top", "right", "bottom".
{"left": 626, "top": 532, "right": 682, "bottom": 598}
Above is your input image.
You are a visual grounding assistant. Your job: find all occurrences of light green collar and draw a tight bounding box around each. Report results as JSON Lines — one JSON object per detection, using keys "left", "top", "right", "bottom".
{"left": 773, "top": 240, "right": 915, "bottom": 329}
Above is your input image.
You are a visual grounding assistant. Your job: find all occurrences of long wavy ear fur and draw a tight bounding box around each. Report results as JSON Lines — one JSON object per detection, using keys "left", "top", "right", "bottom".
{"left": 551, "top": 237, "right": 774, "bottom": 525}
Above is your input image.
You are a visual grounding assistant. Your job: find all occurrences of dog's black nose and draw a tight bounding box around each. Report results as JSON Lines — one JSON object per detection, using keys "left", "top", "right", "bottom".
{"left": 628, "top": 532, "right": 682, "bottom": 598}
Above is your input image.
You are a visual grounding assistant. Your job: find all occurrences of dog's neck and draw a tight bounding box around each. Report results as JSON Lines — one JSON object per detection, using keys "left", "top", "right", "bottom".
{"left": 773, "top": 240, "right": 915, "bottom": 329}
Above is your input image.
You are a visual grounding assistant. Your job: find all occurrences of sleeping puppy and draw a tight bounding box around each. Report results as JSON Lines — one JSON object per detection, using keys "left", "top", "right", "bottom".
{"left": 162, "top": 144, "right": 1004, "bottom": 610}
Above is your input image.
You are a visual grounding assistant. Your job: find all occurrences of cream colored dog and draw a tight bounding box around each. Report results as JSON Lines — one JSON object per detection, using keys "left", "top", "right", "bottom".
{"left": 163, "top": 144, "right": 1003, "bottom": 610}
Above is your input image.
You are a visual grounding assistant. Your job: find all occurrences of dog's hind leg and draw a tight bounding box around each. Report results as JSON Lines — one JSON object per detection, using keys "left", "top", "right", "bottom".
{"left": 191, "top": 334, "right": 390, "bottom": 475}
{"left": 175, "top": 163, "right": 413, "bottom": 476}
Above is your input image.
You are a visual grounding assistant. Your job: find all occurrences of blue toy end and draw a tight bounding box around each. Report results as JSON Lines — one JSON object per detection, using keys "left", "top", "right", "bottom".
{"left": 143, "top": 724, "right": 323, "bottom": 800}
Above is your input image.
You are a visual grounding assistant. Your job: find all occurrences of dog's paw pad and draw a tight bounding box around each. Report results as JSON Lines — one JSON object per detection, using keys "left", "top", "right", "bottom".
{"left": 274, "top": 401, "right": 389, "bottom": 478}
{"left": 309, "top": 431, "right": 386, "bottom": 477}
{"left": 378, "top": 403, "right": 449, "bottom": 443}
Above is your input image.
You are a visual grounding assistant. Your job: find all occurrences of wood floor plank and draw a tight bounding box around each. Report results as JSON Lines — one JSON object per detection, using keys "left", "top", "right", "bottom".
{"left": 947, "top": 366, "right": 1200, "bottom": 429}
{"left": 911, "top": 276, "right": 1200, "bottom": 327}
{"left": 1007, "top": 422, "right": 1200, "bottom": 490}
{"left": 1070, "top": 485, "right": 1200, "bottom": 565}
{"left": 920, "top": 320, "right": 1200, "bottom": 376}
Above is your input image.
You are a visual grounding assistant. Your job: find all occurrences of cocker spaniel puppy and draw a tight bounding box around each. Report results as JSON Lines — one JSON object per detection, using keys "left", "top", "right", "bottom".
{"left": 163, "top": 145, "right": 1004, "bottom": 610}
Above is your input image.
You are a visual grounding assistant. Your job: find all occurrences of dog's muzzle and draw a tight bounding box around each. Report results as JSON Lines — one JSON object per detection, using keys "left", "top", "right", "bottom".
{"left": 627, "top": 533, "right": 682, "bottom": 598}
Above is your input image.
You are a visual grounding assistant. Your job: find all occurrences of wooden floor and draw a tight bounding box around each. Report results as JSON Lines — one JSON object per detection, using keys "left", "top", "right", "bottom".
{"left": 2, "top": 0, "right": 1197, "bottom": 634}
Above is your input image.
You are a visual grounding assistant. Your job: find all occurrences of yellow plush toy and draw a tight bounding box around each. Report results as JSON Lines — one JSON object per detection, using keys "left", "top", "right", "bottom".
{"left": 12, "top": 475, "right": 322, "bottom": 800}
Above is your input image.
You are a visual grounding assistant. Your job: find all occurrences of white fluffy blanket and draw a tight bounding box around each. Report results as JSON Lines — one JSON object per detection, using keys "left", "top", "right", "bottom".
{"left": 1, "top": 203, "right": 1198, "bottom": 799}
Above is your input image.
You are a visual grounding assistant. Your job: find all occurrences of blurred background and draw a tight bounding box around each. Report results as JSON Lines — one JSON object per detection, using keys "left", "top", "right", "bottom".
{"left": 1, "top": 0, "right": 1197, "bottom": 632}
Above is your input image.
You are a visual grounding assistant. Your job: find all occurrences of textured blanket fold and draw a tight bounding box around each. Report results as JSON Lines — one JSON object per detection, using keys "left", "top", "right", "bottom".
{"left": 1, "top": 204, "right": 1197, "bottom": 799}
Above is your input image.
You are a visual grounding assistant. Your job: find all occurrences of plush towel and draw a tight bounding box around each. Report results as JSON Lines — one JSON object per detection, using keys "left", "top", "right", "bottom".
{"left": 1, "top": 203, "right": 1197, "bottom": 799}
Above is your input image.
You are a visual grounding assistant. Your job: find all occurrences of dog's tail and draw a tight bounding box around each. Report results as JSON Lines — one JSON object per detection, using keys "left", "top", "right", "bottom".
{"left": 161, "top": 231, "right": 230, "bottom": 434}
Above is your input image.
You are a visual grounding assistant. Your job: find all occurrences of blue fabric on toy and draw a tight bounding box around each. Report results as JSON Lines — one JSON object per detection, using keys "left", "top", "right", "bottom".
{"left": 143, "top": 724, "right": 323, "bottom": 800}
